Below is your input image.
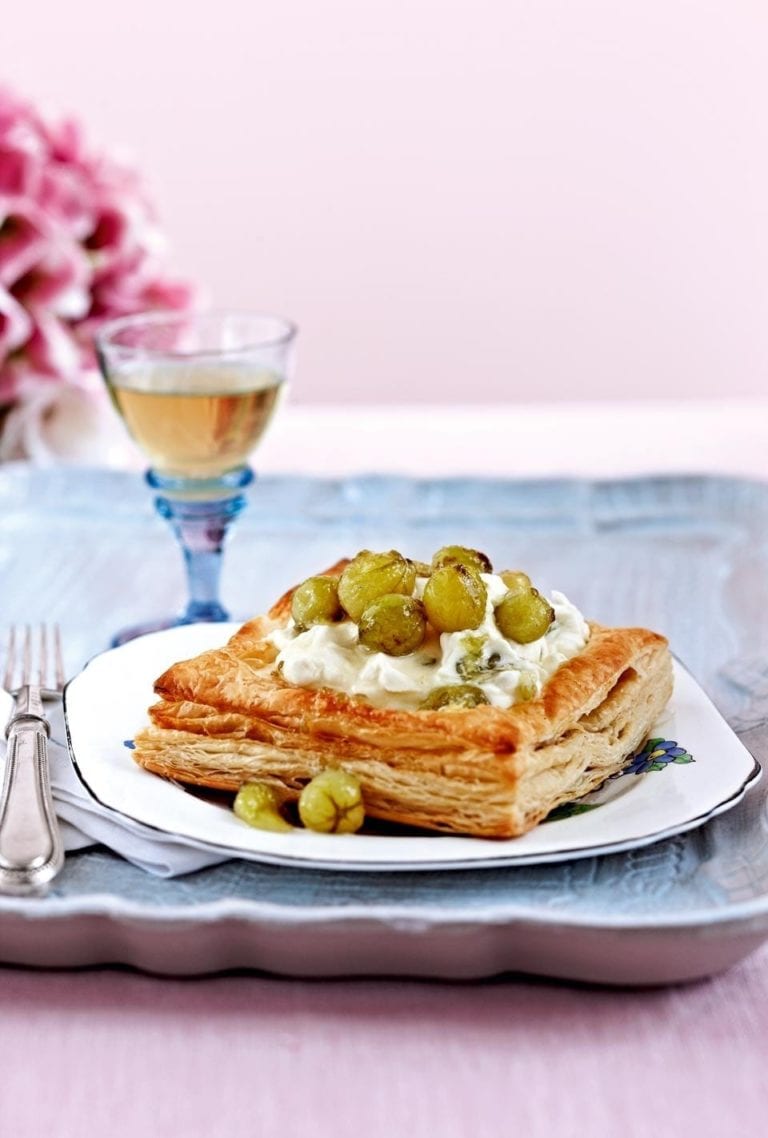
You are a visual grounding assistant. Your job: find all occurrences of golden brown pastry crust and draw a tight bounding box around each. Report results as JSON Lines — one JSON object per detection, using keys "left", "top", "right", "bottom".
{"left": 131, "top": 561, "right": 673, "bottom": 838}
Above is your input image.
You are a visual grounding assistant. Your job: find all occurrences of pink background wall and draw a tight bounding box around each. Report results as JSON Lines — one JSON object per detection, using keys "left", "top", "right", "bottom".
{"left": 4, "top": 2, "right": 767, "bottom": 405}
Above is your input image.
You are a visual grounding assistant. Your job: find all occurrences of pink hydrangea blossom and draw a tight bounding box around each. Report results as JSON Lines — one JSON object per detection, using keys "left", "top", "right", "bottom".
{"left": 0, "top": 87, "right": 193, "bottom": 458}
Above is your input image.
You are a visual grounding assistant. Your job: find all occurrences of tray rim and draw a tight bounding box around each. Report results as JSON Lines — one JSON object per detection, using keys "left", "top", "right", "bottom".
{"left": 2, "top": 853, "right": 768, "bottom": 933}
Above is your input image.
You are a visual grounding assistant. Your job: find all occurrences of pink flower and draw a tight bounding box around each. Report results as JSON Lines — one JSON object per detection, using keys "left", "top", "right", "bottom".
{"left": 0, "top": 87, "right": 194, "bottom": 456}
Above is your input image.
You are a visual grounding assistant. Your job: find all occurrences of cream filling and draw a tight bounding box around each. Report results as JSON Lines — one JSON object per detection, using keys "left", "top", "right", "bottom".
{"left": 268, "top": 574, "right": 589, "bottom": 710}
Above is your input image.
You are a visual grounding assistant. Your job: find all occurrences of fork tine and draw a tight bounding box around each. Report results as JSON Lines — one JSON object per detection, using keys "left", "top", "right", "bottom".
{"left": 38, "top": 623, "right": 47, "bottom": 688}
{"left": 52, "top": 625, "right": 64, "bottom": 691}
{"left": 22, "top": 625, "right": 31, "bottom": 687}
{"left": 3, "top": 626, "right": 16, "bottom": 692}
{"left": 3, "top": 623, "right": 65, "bottom": 694}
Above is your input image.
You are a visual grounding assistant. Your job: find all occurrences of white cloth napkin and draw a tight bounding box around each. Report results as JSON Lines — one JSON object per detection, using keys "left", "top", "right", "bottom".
{"left": 1, "top": 694, "right": 230, "bottom": 877}
{"left": 50, "top": 729, "right": 231, "bottom": 876}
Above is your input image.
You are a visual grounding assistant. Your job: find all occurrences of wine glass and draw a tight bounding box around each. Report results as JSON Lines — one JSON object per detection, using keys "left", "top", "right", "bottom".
{"left": 96, "top": 309, "right": 297, "bottom": 646}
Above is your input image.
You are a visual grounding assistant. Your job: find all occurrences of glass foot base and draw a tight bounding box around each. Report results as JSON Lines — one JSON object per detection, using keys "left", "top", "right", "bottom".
{"left": 110, "top": 612, "right": 231, "bottom": 648}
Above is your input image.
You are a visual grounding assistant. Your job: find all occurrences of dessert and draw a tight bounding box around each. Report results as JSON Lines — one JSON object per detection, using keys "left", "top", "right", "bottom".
{"left": 130, "top": 547, "right": 674, "bottom": 838}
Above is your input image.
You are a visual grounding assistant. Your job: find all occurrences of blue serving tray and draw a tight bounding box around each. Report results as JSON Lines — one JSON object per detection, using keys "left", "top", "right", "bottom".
{"left": 0, "top": 468, "right": 766, "bottom": 984}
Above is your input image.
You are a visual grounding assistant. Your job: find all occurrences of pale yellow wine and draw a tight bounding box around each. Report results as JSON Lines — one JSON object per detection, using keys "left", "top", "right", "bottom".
{"left": 107, "top": 365, "right": 284, "bottom": 478}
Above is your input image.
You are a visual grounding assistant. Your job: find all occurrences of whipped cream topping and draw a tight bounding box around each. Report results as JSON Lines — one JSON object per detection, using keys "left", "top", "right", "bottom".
{"left": 267, "top": 573, "right": 590, "bottom": 710}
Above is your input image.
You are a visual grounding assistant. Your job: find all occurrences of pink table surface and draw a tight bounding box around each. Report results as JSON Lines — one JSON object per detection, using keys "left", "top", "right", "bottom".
{"left": 3, "top": 950, "right": 768, "bottom": 1138}
{"left": 4, "top": 399, "right": 768, "bottom": 1137}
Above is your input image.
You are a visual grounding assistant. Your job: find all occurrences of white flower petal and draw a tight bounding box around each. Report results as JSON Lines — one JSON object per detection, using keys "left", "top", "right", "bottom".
{"left": 0, "top": 382, "right": 120, "bottom": 465}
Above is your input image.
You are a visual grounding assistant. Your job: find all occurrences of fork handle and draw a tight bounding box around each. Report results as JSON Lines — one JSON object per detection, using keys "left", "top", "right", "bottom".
{"left": 0, "top": 714, "right": 64, "bottom": 893}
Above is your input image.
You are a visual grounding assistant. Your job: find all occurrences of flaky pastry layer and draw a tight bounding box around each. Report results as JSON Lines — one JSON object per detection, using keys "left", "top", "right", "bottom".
{"left": 130, "top": 564, "right": 674, "bottom": 839}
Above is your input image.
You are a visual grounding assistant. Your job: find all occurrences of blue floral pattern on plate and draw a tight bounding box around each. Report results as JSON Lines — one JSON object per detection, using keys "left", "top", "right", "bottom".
{"left": 545, "top": 738, "right": 695, "bottom": 821}
{"left": 621, "top": 738, "right": 694, "bottom": 775}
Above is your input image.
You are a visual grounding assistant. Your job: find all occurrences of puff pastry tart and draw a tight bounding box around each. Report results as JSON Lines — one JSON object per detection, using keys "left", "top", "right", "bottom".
{"left": 131, "top": 550, "right": 673, "bottom": 839}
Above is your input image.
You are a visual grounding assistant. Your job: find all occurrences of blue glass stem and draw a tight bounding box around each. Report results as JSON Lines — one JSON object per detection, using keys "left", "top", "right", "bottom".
{"left": 147, "top": 467, "right": 254, "bottom": 625}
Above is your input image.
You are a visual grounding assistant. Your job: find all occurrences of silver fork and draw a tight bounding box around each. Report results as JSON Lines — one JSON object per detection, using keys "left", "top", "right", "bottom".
{"left": 0, "top": 625, "right": 65, "bottom": 894}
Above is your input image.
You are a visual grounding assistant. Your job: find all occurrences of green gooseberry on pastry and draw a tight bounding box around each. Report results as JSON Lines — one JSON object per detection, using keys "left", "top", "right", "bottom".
{"left": 419, "top": 683, "right": 490, "bottom": 709}
{"left": 337, "top": 550, "right": 416, "bottom": 622}
{"left": 494, "top": 587, "right": 554, "bottom": 644}
{"left": 357, "top": 594, "right": 427, "bottom": 656}
{"left": 431, "top": 545, "right": 493, "bottom": 574}
{"left": 422, "top": 563, "right": 487, "bottom": 632}
{"left": 498, "top": 570, "right": 532, "bottom": 595}
{"left": 291, "top": 575, "right": 344, "bottom": 630}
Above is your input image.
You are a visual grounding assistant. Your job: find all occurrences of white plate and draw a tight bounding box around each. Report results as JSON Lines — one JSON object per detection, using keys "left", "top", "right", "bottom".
{"left": 64, "top": 623, "right": 761, "bottom": 870}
